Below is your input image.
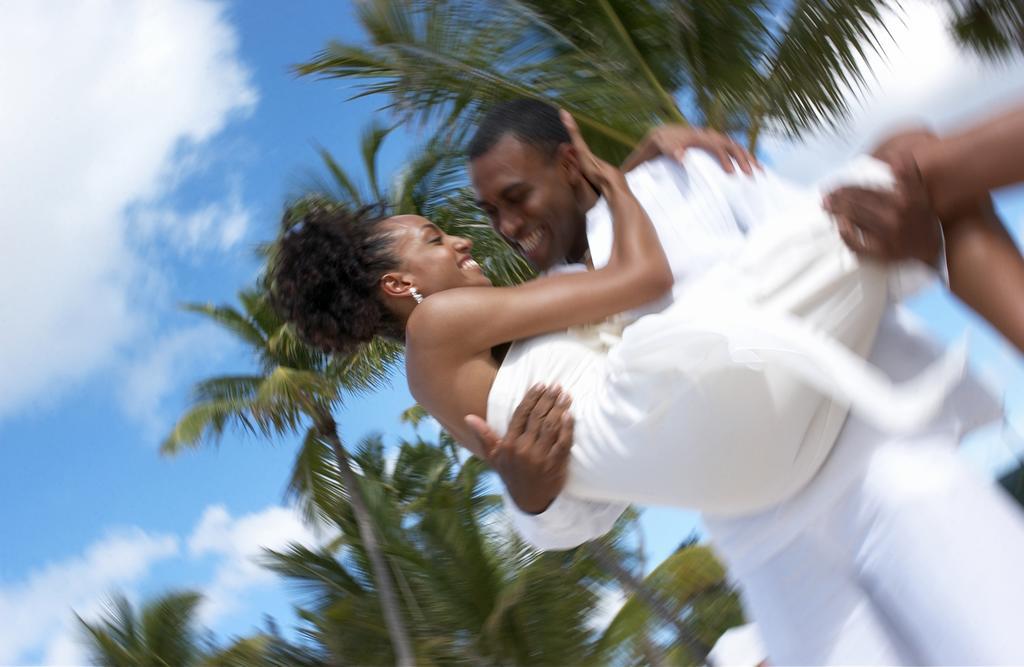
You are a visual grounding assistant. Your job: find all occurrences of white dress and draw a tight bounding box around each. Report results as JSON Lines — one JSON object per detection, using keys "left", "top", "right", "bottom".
{"left": 486, "top": 159, "right": 963, "bottom": 516}
{"left": 496, "top": 155, "right": 1023, "bottom": 664}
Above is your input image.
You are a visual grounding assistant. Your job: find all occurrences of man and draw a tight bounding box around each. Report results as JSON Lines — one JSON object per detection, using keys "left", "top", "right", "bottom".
{"left": 464, "top": 98, "right": 1024, "bottom": 664}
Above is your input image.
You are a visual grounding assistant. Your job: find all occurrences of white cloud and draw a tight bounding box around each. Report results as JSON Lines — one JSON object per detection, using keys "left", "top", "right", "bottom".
{"left": 0, "top": 529, "right": 180, "bottom": 665}
{"left": 762, "top": 0, "right": 1024, "bottom": 184}
{"left": 116, "top": 323, "right": 234, "bottom": 438}
{"left": 588, "top": 585, "right": 627, "bottom": 632}
{"left": 135, "top": 178, "right": 253, "bottom": 253}
{"left": 0, "top": 0, "right": 257, "bottom": 421}
{"left": 188, "top": 504, "right": 319, "bottom": 624}
{"left": 1, "top": 503, "right": 321, "bottom": 665}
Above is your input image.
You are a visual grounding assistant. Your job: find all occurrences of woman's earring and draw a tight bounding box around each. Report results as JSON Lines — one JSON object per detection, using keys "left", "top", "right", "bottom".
{"left": 409, "top": 287, "right": 424, "bottom": 304}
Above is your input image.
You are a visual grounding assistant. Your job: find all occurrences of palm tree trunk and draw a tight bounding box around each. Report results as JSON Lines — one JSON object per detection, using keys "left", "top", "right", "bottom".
{"left": 583, "top": 542, "right": 709, "bottom": 663}
{"left": 319, "top": 418, "right": 416, "bottom": 667}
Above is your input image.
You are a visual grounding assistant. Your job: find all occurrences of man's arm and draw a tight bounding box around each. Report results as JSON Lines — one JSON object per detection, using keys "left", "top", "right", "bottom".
{"left": 942, "top": 198, "right": 1024, "bottom": 352}
{"left": 465, "top": 386, "right": 628, "bottom": 550}
{"left": 915, "top": 106, "right": 1024, "bottom": 219}
{"left": 827, "top": 129, "right": 1024, "bottom": 352}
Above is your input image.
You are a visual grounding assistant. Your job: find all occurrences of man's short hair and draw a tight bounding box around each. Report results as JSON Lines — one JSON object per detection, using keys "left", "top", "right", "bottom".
{"left": 467, "top": 98, "right": 570, "bottom": 161}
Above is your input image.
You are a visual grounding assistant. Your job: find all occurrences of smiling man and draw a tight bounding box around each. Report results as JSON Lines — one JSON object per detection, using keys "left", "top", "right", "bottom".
{"left": 465, "top": 97, "right": 1024, "bottom": 665}
{"left": 469, "top": 117, "right": 594, "bottom": 270}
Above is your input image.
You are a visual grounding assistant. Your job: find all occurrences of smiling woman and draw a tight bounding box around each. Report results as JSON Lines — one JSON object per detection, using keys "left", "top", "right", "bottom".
{"left": 271, "top": 111, "right": 672, "bottom": 455}
{"left": 273, "top": 103, "right": 972, "bottom": 523}
{"left": 377, "top": 215, "right": 493, "bottom": 303}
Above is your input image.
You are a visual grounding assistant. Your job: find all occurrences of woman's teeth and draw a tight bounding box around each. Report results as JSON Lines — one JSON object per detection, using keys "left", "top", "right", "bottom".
{"left": 520, "top": 228, "right": 544, "bottom": 253}
{"left": 459, "top": 257, "right": 480, "bottom": 270}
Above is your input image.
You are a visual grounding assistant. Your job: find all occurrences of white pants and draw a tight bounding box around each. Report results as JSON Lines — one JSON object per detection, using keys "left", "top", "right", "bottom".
{"left": 736, "top": 438, "right": 1024, "bottom": 665}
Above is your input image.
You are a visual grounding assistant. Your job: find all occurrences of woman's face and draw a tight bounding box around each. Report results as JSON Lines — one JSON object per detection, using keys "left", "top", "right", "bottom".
{"left": 382, "top": 215, "right": 492, "bottom": 298}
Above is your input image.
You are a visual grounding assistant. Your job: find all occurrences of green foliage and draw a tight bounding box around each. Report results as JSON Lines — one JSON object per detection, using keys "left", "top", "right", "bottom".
{"left": 78, "top": 592, "right": 204, "bottom": 667}
{"left": 296, "top": 0, "right": 907, "bottom": 159}
{"left": 162, "top": 288, "right": 400, "bottom": 455}
{"left": 597, "top": 545, "right": 745, "bottom": 665}
{"left": 266, "top": 435, "right": 624, "bottom": 664}
{"left": 944, "top": 0, "right": 1023, "bottom": 60}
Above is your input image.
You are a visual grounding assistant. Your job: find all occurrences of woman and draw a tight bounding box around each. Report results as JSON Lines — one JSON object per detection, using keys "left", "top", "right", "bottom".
{"left": 270, "top": 111, "right": 959, "bottom": 516}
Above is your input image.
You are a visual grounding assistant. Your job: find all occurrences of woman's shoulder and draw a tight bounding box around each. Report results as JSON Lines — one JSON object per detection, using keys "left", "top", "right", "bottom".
{"left": 406, "top": 286, "right": 492, "bottom": 349}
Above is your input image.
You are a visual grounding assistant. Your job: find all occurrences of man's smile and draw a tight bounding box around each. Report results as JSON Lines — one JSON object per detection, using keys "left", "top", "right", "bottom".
{"left": 519, "top": 227, "right": 545, "bottom": 255}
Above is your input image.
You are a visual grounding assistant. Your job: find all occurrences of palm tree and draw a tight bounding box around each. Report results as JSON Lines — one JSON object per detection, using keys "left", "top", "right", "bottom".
{"left": 944, "top": 0, "right": 1023, "bottom": 60}
{"left": 301, "top": 0, "right": 1023, "bottom": 158}
{"left": 597, "top": 540, "right": 746, "bottom": 665}
{"left": 161, "top": 287, "right": 415, "bottom": 665}
{"left": 296, "top": 0, "right": 903, "bottom": 159}
{"left": 78, "top": 591, "right": 204, "bottom": 667}
{"left": 203, "top": 617, "right": 326, "bottom": 667}
{"left": 269, "top": 431, "right": 643, "bottom": 664}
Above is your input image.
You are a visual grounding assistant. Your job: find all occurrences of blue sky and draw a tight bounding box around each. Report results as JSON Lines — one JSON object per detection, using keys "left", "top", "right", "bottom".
{"left": 1, "top": 1, "right": 1023, "bottom": 664}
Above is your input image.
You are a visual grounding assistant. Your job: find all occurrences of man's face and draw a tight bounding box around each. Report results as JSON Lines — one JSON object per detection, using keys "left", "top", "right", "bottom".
{"left": 470, "top": 134, "right": 588, "bottom": 271}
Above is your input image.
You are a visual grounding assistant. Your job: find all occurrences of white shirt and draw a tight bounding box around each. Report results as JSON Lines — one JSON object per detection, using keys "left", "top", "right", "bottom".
{"left": 504, "top": 154, "right": 999, "bottom": 568}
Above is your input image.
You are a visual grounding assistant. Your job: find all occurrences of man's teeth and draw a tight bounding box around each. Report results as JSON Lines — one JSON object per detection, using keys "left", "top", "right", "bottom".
{"left": 460, "top": 258, "right": 480, "bottom": 270}
{"left": 520, "top": 229, "right": 543, "bottom": 253}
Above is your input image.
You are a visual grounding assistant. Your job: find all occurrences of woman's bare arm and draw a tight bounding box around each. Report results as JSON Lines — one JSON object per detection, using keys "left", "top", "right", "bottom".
{"left": 408, "top": 111, "right": 673, "bottom": 355}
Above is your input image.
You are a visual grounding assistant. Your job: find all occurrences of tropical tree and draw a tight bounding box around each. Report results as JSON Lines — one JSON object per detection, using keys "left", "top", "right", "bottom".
{"left": 269, "top": 430, "right": 635, "bottom": 664}
{"left": 203, "top": 617, "right": 326, "bottom": 667}
{"left": 78, "top": 591, "right": 205, "bottom": 667}
{"left": 597, "top": 540, "right": 746, "bottom": 665}
{"left": 943, "top": 0, "right": 1023, "bottom": 60}
{"left": 276, "top": 416, "right": 749, "bottom": 665}
{"left": 300, "top": 0, "right": 1022, "bottom": 158}
{"left": 161, "top": 285, "right": 415, "bottom": 665}
{"left": 296, "top": 0, "right": 902, "bottom": 159}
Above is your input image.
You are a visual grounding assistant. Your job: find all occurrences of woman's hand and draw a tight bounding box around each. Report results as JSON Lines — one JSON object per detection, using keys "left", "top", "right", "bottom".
{"left": 621, "top": 124, "right": 759, "bottom": 175}
{"left": 561, "top": 109, "right": 626, "bottom": 193}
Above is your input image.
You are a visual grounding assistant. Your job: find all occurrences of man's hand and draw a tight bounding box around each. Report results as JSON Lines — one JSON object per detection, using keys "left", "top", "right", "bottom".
{"left": 824, "top": 130, "right": 943, "bottom": 265}
{"left": 464, "top": 384, "right": 574, "bottom": 514}
{"left": 621, "top": 124, "right": 759, "bottom": 175}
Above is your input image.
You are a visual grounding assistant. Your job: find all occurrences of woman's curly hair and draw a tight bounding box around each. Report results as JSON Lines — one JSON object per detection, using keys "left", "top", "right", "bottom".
{"left": 269, "top": 198, "right": 403, "bottom": 354}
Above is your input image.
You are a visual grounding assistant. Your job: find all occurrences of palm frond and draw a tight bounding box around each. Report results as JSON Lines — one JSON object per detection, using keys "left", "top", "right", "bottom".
{"left": 190, "top": 375, "right": 263, "bottom": 405}
{"left": 315, "top": 146, "right": 364, "bottom": 205}
{"left": 79, "top": 592, "right": 203, "bottom": 667}
{"left": 326, "top": 338, "right": 403, "bottom": 397}
{"left": 752, "top": 0, "right": 897, "bottom": 146}
{"left": 287, "top": 426, "right": 346, "bottom": 528}
{"left": 360, "top": 122, "right": 393, "bottom": 201}
{"left": 398, "top": 404, "right": 429, "bottom": 430}
{"left": 597, "top": 544, "right": 742, "bottom": 660}
{"left": 946, "top": 0, "right": 1024, "bottom": 60}
{"left": 181, "top": 302, "right": 266, "bottom": 350}
{"left": 266, "top": 322, "right": 329, "bottom": 373}
{"left": 161, "top": 399, "right": 258, "bottom": 454}
{"left": 262, "top": 544, "right": 369, "bottom": 609}
{"left": 139, "top": 591, "right": 204, "bottom": 667}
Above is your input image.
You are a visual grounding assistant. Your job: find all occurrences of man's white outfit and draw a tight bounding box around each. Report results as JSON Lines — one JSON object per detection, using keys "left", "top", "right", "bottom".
{"left": 503, "top": 155, "right": 1024, "bottom": 664}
